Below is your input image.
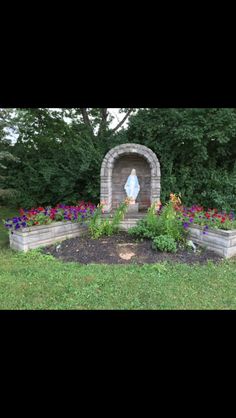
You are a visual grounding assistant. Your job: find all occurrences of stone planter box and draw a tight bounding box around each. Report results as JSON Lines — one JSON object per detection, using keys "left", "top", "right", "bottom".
{"left": 188, "top": 225, "right": 236, "bottom": 258}
{"left": 9, "top": 221, "right": 88, "bottom": 252}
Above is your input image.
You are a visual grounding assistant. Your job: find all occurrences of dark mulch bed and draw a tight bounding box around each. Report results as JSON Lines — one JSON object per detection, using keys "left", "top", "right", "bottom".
{"left": 42, "top": 232, "right": 223, "bottom": 265}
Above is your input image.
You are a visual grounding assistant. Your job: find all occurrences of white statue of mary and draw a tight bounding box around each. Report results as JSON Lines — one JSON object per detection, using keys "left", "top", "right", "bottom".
{"left": 124, "top": 169, "right": 140, "bottom": 203}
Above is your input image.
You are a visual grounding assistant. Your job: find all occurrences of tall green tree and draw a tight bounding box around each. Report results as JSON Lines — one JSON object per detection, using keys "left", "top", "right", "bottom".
{"left": 0, "top": 109, "right": 20, "bottom": 202}
{"left": 3, "top": 107, "right": 236, "bottom": 211}
{"left": 1, "top": 108, "right": 135, "bottom": 207}
{"left": 126, "top": 108, "right": 236, "bottom": 210}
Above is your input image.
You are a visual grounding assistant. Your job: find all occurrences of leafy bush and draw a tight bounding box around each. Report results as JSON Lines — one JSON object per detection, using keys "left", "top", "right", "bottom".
{"left": 129, "top": 201, "right": 185, "bottom": 242}
{"left": 152, "top": 235, "right": 177, "bottom": 253}
{"left": 128, "top": 221, "right": 154, "bottom": 240}
{"left": 159, "top": 201, "right": 184, "bottom": 242}
{"left": 88, "top": 201, "right": 128, "bottom": 239}
{"left": 88, "top": 215, "right": 114, "bottom": 239}
{"left": 110, "top": 201, "right": 128, "bottom": 233}
{"left": 128, "top": 204, "right": 161, "bottom": 240}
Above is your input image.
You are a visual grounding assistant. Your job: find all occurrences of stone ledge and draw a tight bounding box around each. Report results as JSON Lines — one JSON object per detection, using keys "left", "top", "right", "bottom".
{"left": 9, "top": 222, "right": 88, "bottom": 252}
{"left": 189, "top": 225, "right": 236, "bottom": 258}
{"left": 189, "top": 224, "right": 236, "bottom": 237}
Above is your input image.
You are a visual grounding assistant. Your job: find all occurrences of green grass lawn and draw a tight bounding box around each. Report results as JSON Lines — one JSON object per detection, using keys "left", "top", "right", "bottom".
{"left": 1, "top": 206, "right": 236, "bottom": 310}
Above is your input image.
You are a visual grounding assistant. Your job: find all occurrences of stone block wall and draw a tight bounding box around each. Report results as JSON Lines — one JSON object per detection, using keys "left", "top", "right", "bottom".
{"left": 100, "top": 143, "right": 161, "bottom": 212}
{"left": 112, "top": 154, "right": 151, "bottom": 209}
{"left": 9, "top": 222, "right": 88, "bottom": 252}
{"left": 189, "top": 225, "right": 236, "bottom": 258}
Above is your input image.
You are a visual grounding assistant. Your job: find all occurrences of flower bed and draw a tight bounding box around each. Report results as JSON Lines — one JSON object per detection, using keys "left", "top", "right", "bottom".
{"left": 175, "top": 204, "right": 236, "bottom": 258}
{"left": 3, "top": 202, "right": 96, "bottom": 251}
{"left": 4, "top": 202, "right": 96, "bottom": 231}
{"left": 128, "top": 194, "right": 236, "bottom": 258}
{"left": 3, "top": 196, "right": 236, "bottom": 258}
{"left": 176, "top": 205, "right": 236, "bottom": 232}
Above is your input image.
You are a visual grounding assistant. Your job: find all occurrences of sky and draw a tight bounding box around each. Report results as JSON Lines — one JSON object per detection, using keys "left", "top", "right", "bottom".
{"left": 109, "top": 108, "right": 129, "bottom": 129}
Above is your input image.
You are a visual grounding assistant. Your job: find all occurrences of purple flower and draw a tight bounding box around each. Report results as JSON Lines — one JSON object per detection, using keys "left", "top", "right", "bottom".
{"left": 189, "top": 217, "right": 194, "bottom": 223}
{"left": 183, "top": 222, "right": 189, "bottom": 229}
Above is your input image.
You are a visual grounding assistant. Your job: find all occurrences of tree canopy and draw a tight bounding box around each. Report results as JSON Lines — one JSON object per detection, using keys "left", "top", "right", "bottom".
{"left": 126, "top": 108, "right": 236, "bottom": 209}
{"left": 1, "top": 108, "right": 236, "bottom": 210}
{"left": 0, "top": 108, "right": 135, "bottom": 207}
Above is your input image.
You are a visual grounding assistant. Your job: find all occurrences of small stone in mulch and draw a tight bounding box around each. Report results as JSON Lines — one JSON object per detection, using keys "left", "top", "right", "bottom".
{"left": 119, "top": 250, "right": 136, "bottom": 260}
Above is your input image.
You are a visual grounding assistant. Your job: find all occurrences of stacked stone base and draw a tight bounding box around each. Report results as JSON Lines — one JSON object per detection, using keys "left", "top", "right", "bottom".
{"left": 126, "top": 203, "right": 139, "bottom": 213}
{"left": 9, "top": 222, "right": 87, "bottom": 252}
{"left": 9, "top": 220, "right": 236, "bottom": 259}
{"left": 188, "top": 225, "right": 236, "bottom": 258}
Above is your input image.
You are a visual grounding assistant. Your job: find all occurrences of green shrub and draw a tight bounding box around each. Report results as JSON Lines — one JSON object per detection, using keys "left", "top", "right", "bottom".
{"left": 159, "top": 202, "right": 184, "bottom": 242}
{"left": 128, "top": 204, "right": 162, "bottom": 240}
{"left": 129, "top": 202, "right": 185, "bottom": 243}
{"left": 128, "top": 221, "right": 155, "bottom": 240}
{"left": 110, "top": 201, "right": 128, "bottom": 233}
{"left": 87, "top": 205, "right": 104, "bottom": 239}
{"left": 152, "top": 235, "right": 177, "bottom": 253}
{"left": 88, "top": 201, "right": 128, "bottom": 239}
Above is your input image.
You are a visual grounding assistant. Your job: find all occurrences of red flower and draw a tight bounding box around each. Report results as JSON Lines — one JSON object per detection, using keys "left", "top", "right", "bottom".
{"left": 38, "top": 207, "right": 44, "bottom": 211}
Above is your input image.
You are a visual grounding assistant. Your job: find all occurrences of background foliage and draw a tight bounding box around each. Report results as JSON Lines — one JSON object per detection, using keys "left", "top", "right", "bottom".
{"left": 126, "top": 108, "right": 236, "bottom": 210}
{"left": 1, "top": 108, "right": 236, "bottom": 210}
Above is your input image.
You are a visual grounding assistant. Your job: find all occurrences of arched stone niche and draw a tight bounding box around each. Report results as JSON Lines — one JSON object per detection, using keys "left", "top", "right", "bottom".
{"left": 100, "top": 143, "right": 161, "bottom": 213}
